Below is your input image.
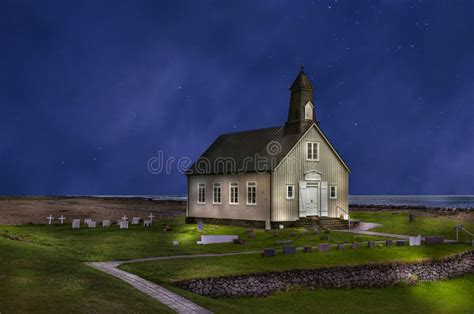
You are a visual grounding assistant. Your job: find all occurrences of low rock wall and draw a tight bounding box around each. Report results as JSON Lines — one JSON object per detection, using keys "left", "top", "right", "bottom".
{"left": 177, "top": 250, "right": 474, "bottom": 298}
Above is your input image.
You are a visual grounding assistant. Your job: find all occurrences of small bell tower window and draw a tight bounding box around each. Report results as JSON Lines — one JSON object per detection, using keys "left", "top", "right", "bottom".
{"left": 305, "top": 101, "right": 313, "bottom": 120}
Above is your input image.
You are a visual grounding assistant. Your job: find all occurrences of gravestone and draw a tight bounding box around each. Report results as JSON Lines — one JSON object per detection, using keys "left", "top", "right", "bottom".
{"left": 312, "top": 227, "right": 319, "bottom": 235}
{"left": 324, "top": 228, "right": 331, "bottom": 234}
{"left": 84, "top": 219, "right": 92, "bottom": 225}
{"left": 148, "top": 213, "right": 155, "bottom": 222}
{"left": 274, "top": 240, "right": 293, "bottom": 245}
{"left": 164, "top": 224, "right": 172, "bottom": 232}
{"left": 303, "top": 246, "right": 312, "bottom": 253}
{"left": 47, "top": 215, "right": 54, "bottom": 225}
{"left": 173, "top": 240, "right": 179, "bottom": 247}
{"left": 58, "top": 215, "right": 66, "bottom": 225}
{"left": 102, "top": 220, "right": 110, "bottom": 227}
{"left": 262, "top": 248, "right": 275, "bottom": 257}
{"left": 116, "top": 220, "right": 122, "bottom": 226}
{"left": 318, "top": 243, "right": 330, "bottom": 252}
{"left": 283, "top": 246, "right": 296, "bottom": 255}
{"left": 386, "top": 240, "right": 393, "bottom": 247}
{"left": 320, "top": 235, "right": 330, "bottom": 241}
{"left": 233, "top": 238, "right": 245, "bottom": 245}
{"left": 368, "top": 241, "right": 376, "bottom": 248}
{"left": 279, "top": 224, "right": 284, "bottom": 229}
{"left": 409, "top": 235, "right": 422, "bottom": 246}
{"left": 337, "top": 244, "right": 344, "bottom": 251}
{"left": 396, "top": 240, "right": 406, "bottom": 246}
{"left": 247, "top": 232, "right": 256, "bottom": 239}
{"left": 197, "top": 221, "right": 204, "bottom": 232}
{"left": 301, "top": 228, "right": 308, "bottom": 236}
{"left": 143, "top": 220, "right": 152, "bottom": 227}
{"left": 425, "top": 236, "right": 444, "bottom": 245}
{"left": 120, "top": 221, "right": 129, "bottom": 229}
{"left": 88, "top": 221, "right": 96, "bottom": 228}
{"left": 265, "top": 220, "right": 271, "bottom": 230}
{"left": 72, "top": 219, "right": 81, "bottom": 229}
{"left": 409, "top": 213, "right": 415, "bottom": 222}
{"left": 351, "top": 242, "right": 360, "bottom": 250}
{"left": 131, "top": 217, "right": 141, "bottom": 225}
{"left": 290, "top": 229, "right": 296, "bottom": 237}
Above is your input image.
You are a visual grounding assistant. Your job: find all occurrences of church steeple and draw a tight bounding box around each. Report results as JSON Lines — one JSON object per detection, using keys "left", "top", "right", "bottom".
{"left": 285, "top": 66, "right": 316, "bottom": 133}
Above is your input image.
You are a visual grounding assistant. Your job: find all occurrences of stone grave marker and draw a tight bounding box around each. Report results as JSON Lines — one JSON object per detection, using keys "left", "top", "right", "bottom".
{"left": 409, "top": 235, "right": 421, "bottom": 246}
{"left": 290, "top": 229, "right": 296, "bottom": 237}
{"left": 283, "top": 246, "right": 296, "bottom": 255}
{"left": 425, "top": 236, "right": 444, "bottom": 246}
{"left": 274, "top": 240, "right": 292, "bottom": 245}
{"left": 84, "top": 218, "right": 92, "bottom": 225}
{"left": 121, "top": 215, "right": 128, "bottom": 222}
{"left": 72, "top": 219, "right": 81, "bottom": 229}
{"left": 320, "top": 235, "right": 330, "bottom": 241}
{"left": 396, "top": 240, "right": 406, "bottom": 246}
{"left": 173, "top": 240, "right": 179, "bottom": 247}
{"left": 337, "top": 243, "right": 344, "bottom": 251}
{"left": 279, "top": 224, "right": 284, "bottom": 229}
{"left": 368, "top": 241, "right": 376, "bottom": 248}
{"left": 303, "top": 246, "right": 312, "bottom": 253}
{"left": 102, "top": 220, "right": 111, "bottom": 227}
{"left": 58, "top": 215, "right": 66, "bottom": 225}
{"left": 233, "top": 238, "right": 245, "bottom": 245}
{"left": 324, "top": 228, "right": 331, "bottom": 234}
{"left": 301, "top": 228, "right": 308, "bottom": 236}
{"left": 312, "top": 227, "right": 319, "bottom": 235}
{"left": 197, "top": 220, "right": 204, "bottom": 232}
{"left": 116, "top": 220, "right": 122, "bottom": 226}
{"left": 143, "top": 220, "right": 152, "bottom": 227}
{"left": 261, "top": 248, "right": 275, "bottom": 257}
{"left": 47, "top": 215, "right": 54, "bottom": 225}
{"left": 386, "top": 240, "right": 393, "bottom": 247}
{"left": 131, "top": 217, "right": 141, "bottom": 225}
{"left": 351, "top": 242, "right": 360, "bottom": 250}
{"left": 120, "top": 220, "right": 129, "bottom": 229}
{"left": 88, "top": 221, "right": 96, "bottom": 228}
{"left": 318, "top": 243, "right": 330, "bottom": 252}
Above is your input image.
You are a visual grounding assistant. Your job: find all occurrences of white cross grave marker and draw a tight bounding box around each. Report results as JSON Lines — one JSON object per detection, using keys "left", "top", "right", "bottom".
{"left": 47, "top": 215, "right": 54, "bottom": 225}
{"left": 58, "top": 215, "right": 66, "bottom": 224}
{"left": 148, "top": 213, "right": 154, "bottom": 221}
{"left": 121, "top": 215, "right": 128, "bottom": 221}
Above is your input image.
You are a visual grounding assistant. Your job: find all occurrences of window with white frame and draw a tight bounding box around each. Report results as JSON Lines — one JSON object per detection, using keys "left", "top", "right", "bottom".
{"left": 330, "top": 185, "right": 337, "bottom": 199}
{"left": 197, "top": 183, "right": 206, "bottom": 204}
{"left": 306, "top": 141, "right": 319, "bottom": 161}
{"left": 246, "top": 181, "right": 257, "bottom": 205}
{"left": 286, "top": 184, "right": 295, "bottom": 199}
{"left": 229, "top": 182, "right": 239, "bottom": 205}
{"left": 213, "top": 182, "right": 221, "bottom": 204}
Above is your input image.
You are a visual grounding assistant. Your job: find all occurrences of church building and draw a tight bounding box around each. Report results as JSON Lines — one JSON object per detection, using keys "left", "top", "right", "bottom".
{"left": 186, "top": 67, "right": 351, "bottom": 228}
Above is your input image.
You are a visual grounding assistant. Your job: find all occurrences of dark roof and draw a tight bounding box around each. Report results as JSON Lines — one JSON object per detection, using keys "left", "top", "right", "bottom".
{"left": 188, "top": 123, "right": 313, "bottom": 175}
{"left": 290, "top": 68, "right": 313, "bottom": 91}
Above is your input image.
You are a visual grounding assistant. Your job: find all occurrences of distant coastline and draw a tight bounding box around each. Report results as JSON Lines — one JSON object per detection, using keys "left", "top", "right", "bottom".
{"left": 1, "top": 194, "right": 473, "bottom": 209}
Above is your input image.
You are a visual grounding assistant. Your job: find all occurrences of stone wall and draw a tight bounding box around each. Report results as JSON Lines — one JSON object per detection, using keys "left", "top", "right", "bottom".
{"left": 176, "top": 250, "right": 474, "bottom": 298}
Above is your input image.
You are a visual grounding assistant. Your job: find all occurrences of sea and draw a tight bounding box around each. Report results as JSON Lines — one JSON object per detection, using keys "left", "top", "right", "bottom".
{"left": 89, "top": 195, "right": 474, "bottom": 209}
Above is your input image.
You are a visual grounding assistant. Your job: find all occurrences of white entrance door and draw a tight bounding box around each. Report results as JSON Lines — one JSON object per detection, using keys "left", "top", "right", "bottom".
{"left": 305, "top": 182, "right": 319, "bottom": 216}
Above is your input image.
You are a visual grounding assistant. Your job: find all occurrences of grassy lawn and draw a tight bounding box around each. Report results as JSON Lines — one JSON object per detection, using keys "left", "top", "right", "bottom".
{"left": 351, "top": 211, "right": 474, "bottom": 240}
{"left": 120, "top": 244, "right": 474, "bottom": 313}
{"left": 175, "top": 274, "right": 474, "bottom": 314}
{"left": 1, "top": 212, "right": 473, "bottom": 313}
{"left": 0, "top": 220, "right": 388, "bottom": 262}
{"left": 120, "top": 244, "right": 471, "bottom": 282}
{"left": 0, "top": 237, "right": 173, "bottom": 313}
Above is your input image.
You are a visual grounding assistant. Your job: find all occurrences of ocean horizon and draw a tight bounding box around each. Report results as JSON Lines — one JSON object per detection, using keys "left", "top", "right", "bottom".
{"left": 77, "top": 194, "right": 474, "bottom": 208}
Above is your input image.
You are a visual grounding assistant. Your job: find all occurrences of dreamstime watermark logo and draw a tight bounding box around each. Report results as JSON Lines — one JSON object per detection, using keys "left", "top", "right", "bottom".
{"left": 147, "top": 140, "right": 305, "bottom": 175}
{"left": 266, "top": 140, "right": 282, "bottom": 156}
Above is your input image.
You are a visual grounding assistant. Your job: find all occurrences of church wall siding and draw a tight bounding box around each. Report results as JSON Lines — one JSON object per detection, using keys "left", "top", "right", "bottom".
{"left": 271, "top": 126, "right": 349, "bottom": 221}
{"left": 188, "top": 173, "right": 271, "bottom": 222}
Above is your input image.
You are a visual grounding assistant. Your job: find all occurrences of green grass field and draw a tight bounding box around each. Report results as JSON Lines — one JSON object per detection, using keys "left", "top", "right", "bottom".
{"left": 1, "top": 211, "right": 473, "bottom": 313}
{"left": 350, "top": 211, "right": 474, "bottom": 240}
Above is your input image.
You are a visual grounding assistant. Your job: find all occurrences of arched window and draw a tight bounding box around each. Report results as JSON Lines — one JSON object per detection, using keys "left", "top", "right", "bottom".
{"left": 305, "top": 101, "right": 313, "bottom": 120}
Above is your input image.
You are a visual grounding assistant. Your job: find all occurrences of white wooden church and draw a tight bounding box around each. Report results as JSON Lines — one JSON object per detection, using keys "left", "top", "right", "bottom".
{"left": 186, "top": 67, "right": 351, "bottom": 228}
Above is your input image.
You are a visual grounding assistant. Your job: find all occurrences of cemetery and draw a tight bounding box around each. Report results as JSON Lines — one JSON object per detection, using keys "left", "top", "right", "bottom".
{"left": 1, "top": 201, "right": 474, "bottom": 313}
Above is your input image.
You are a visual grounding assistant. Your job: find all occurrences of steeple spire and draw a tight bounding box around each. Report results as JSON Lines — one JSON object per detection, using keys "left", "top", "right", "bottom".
{"left": 285, "top": 66, "right": 316, "bottom": 133}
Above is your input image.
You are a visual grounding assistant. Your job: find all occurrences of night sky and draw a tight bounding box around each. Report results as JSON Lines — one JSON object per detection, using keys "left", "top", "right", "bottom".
{"left": 1, "top": 1, "right": 473, "bottom": 196}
